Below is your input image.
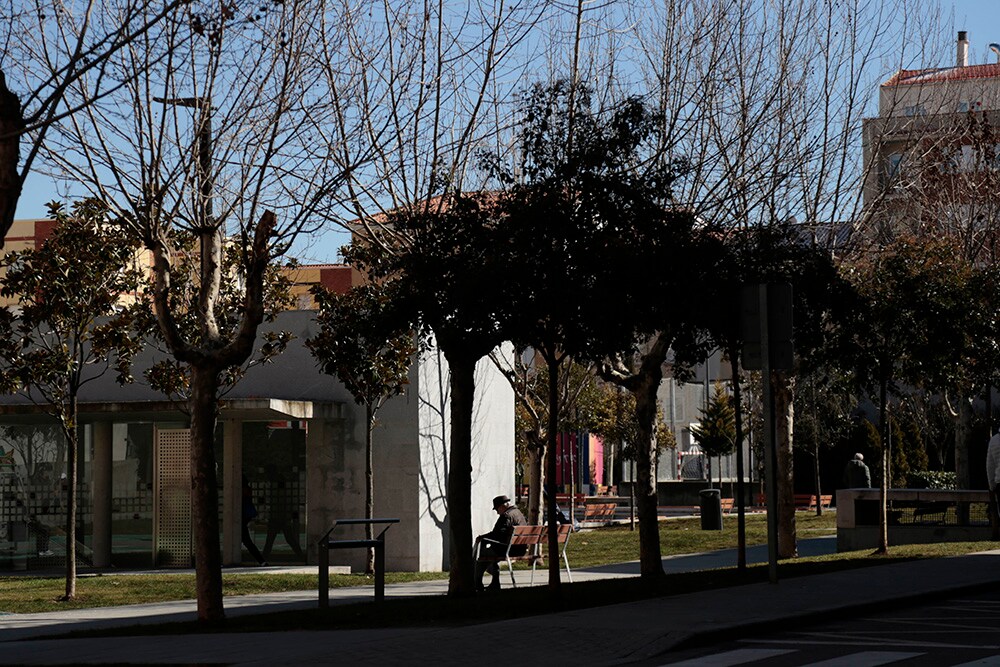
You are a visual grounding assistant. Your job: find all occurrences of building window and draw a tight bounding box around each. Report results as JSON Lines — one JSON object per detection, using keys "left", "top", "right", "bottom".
{"left": 884, "top": 153, "right": 903, "bottom": 188}
{"left": 958, "top": 101, "right": 970, "bottom": 113}
{"left": 903, "top": 105, "right": 926, "bottom": 117}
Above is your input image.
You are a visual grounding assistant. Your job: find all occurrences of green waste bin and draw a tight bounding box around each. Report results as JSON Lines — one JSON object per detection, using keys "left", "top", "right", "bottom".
{"left": 699, "top": 489, "right": 722, "bottom": 530}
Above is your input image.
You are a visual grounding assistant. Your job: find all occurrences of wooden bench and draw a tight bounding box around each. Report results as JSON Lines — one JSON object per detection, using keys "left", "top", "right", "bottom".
{"left": 476, "top": 524, "right": 572, "bottom": 588}
{"left": 581, "top": 502, "right": 617, "bottom": 525}
{"left": 720, "top": 498, "right": 734, "bottom": 513}
{"left": 317, "top": 517, "right": 398, "bottom": 606}
{"left": 793, "top": 494, "right": 813, "bottom": 509}
{"left": 754, "top": 493, "right": 831, "bottom": 509}
{"left": 555, "top": 493, "right": 586, "bottom": 506}
{"left": 793, "top": 494, "right": 832, "bottom": 510}
{"left": 595, "top": 485, "right": 618, "bottom": 496}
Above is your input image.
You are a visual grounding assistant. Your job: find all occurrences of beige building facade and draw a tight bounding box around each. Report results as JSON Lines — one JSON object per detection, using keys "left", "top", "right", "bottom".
{"left": 862, "top": 31, "right": 1000, "bottom": 249}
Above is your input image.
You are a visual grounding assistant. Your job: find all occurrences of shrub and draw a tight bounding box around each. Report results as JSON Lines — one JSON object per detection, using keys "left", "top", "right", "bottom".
{"left": 906, "top": 470, "right": 957, "bottom": 489}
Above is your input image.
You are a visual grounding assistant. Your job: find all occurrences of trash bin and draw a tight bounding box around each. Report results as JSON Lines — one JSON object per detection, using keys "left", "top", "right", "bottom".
{"left": 699, "top": 489, "right": 722, "bottom": 530}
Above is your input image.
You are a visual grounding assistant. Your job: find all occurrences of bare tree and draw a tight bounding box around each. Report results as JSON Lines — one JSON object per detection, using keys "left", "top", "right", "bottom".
{"left": 617, "top": 0, "right": 944, "bottom": 561}
{"left": 0, "top": 0, "right": 192, "bottom": 239}
{"left": 39, "top": 0, "right": 369, "bottom": 621}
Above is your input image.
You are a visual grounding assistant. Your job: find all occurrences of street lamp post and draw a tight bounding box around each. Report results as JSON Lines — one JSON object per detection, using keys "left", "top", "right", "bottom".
{"left": 153, "top": 96, "right": 217, "bottom": 279}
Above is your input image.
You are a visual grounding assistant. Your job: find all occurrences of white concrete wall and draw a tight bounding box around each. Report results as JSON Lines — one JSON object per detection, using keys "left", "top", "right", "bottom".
{"left": 369, "top": 371, "right": 420, "bottom": 572}
{"left": 415, "top": 343, "right": 514, "bottom": 572}
{"left": 307, "top": 390, "right": 420, "bottom": 573}
{"left": 470, "top": 344, "right": 516, "bottom": 542}
{"left": 415, "top": 346, "right": 450, "bottom": 572}
{"left": 309, "top": 339, "right": 514, "bottom": 573}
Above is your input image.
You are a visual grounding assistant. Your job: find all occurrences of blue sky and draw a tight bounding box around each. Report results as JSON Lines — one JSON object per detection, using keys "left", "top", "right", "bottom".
{"left": 14, "top": 1, "right": 1000, "bottom": 263}
{"left": 953, "top": 1, "right": 1000, "bottom": 60}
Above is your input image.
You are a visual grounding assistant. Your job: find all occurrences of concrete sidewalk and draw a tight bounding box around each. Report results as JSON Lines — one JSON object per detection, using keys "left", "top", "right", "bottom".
{"left": 5, "top": 539, "right": 1000, "bottom": 665}
{"left": 0, "top": 536, "right": 836, "bottom": 642}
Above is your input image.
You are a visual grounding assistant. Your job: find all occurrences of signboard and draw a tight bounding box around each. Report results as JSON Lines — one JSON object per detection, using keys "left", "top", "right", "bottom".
{"left": 740, "top": 283, "right": 794, "bottom": 370}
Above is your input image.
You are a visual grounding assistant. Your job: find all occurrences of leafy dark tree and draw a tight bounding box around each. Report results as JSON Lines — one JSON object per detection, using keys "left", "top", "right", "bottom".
{"left": 307, "top": 281, "right": 416, "bottom": 574}
{"left": 901, "top": 415, "right": 930, "bottom": 475}
{"left": 346, "top": 194, "right": 513, "bottom": 597}
{"left": 955, "top": 263, "right": 1000, "bottom": 482}
{"left": 690, "top": 382, "right": 736, "bottom": 486}
{"left": 716, "top": 224, "right": 853, "bottom": 556}
{"left": 0, "top": 200, "right": 143, "bottom": 599}
{"left": 840, "top": 236, "right": 974, "bottom": 553}
{"left": 487, "top": 81, "right": 702, "bottom": 584}
{"left": 794, "top": 369, "right": 856, "bottom": 516}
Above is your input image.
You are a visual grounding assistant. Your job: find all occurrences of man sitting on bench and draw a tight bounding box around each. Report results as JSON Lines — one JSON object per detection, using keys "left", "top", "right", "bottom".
{"left": 474, "top": 494, "right": 526, "bottom": 593}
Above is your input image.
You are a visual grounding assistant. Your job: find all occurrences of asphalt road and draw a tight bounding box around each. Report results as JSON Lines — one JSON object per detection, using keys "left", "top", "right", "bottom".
{"left": 648, "top": 590, "right": 1000, "bottom": 667}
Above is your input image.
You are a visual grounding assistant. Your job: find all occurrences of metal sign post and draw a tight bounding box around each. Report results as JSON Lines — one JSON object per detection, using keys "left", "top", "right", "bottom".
{"left": 741, "top": 283, "right": 793, "bottom": 584}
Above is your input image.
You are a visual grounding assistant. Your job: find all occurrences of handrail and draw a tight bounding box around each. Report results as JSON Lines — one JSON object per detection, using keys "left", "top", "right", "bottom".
{"left": 319, "top": 517, "right": 400, "bottom": 543}
{"left": 317, "top": 517, "right": 400, "bottom": 607}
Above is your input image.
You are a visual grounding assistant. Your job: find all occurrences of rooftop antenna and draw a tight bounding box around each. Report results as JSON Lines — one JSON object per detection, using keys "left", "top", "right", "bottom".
{"left": 991, "top": 43, "right": 1000, "bottom": 64}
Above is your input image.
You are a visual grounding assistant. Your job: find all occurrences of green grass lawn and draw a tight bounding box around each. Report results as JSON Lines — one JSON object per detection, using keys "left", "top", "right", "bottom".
{"left": 568, "top": 511, "right": 836, "bottom": 568}
{"left": 0, "top": 512, "right": 976, "bottom": 624}
{"left": 0, "top": 571, "right": 444, "bottom": 614}
{"left": 59, "top": 540, "right": 1000, "bottom": 637}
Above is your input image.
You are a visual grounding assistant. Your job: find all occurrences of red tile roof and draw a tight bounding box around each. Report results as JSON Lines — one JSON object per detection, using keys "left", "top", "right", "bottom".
{"left": 884, "top": 63, "right": 1000, "bottom": 87}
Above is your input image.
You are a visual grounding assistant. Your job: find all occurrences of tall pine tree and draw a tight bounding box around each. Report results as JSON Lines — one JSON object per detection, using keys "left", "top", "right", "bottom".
{"left": 691, "top": 382, "right": 737, "bottom": 486}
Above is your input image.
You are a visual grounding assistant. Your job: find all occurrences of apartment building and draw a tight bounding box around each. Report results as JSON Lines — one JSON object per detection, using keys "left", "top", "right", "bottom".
{"left": 862, "top": 31, "right": 1000, "bottom": 254}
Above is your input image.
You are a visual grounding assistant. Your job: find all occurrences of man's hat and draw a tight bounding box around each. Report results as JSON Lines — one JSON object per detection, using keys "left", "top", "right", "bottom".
{"left": 492, "top": 495, "right": 511, "bottom": 508}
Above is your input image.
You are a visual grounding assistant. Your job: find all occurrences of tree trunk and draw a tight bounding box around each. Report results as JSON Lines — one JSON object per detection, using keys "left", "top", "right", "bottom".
{"left": 545, "top": 352, "right": 562, "bottom": 593}
{"left": 629, "top": 476, "right": 636, "bottom": 531}
{"left": 774, "top": 372, "right": 796, "bottom": 559}
{"left": 812, "top": 381, "right": 822, "bottom": 517}
{"left": 814, "top": 441, "right": 823, "bottom": 517}
{"left": 446, "top": 354, "right": 476, "bottom": 597}
{"left": 190, "top": 364, "right": 225, "bottom": 621}
{"left": 0, "top": 72, "right": 24, "bottom": 243}
{"left": 62, "top": 395, "right": 78, "bottom": 600}
{"left": 633, "top": 367, "right": 664, "bottom": 580}
{"left": 877, "top": 376, "right": 889, "bottom": 554}
{"left": 365, "top": 403, "right": 375, "bottom": 575}
{"left": 956, "top": 396, "right": 972, "bottom": 489}
{"left": 525, "top": 433, "right": 543, "bottom": 525}
{"left": 730, "top": 347, "right": 746, "bottom": 571}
